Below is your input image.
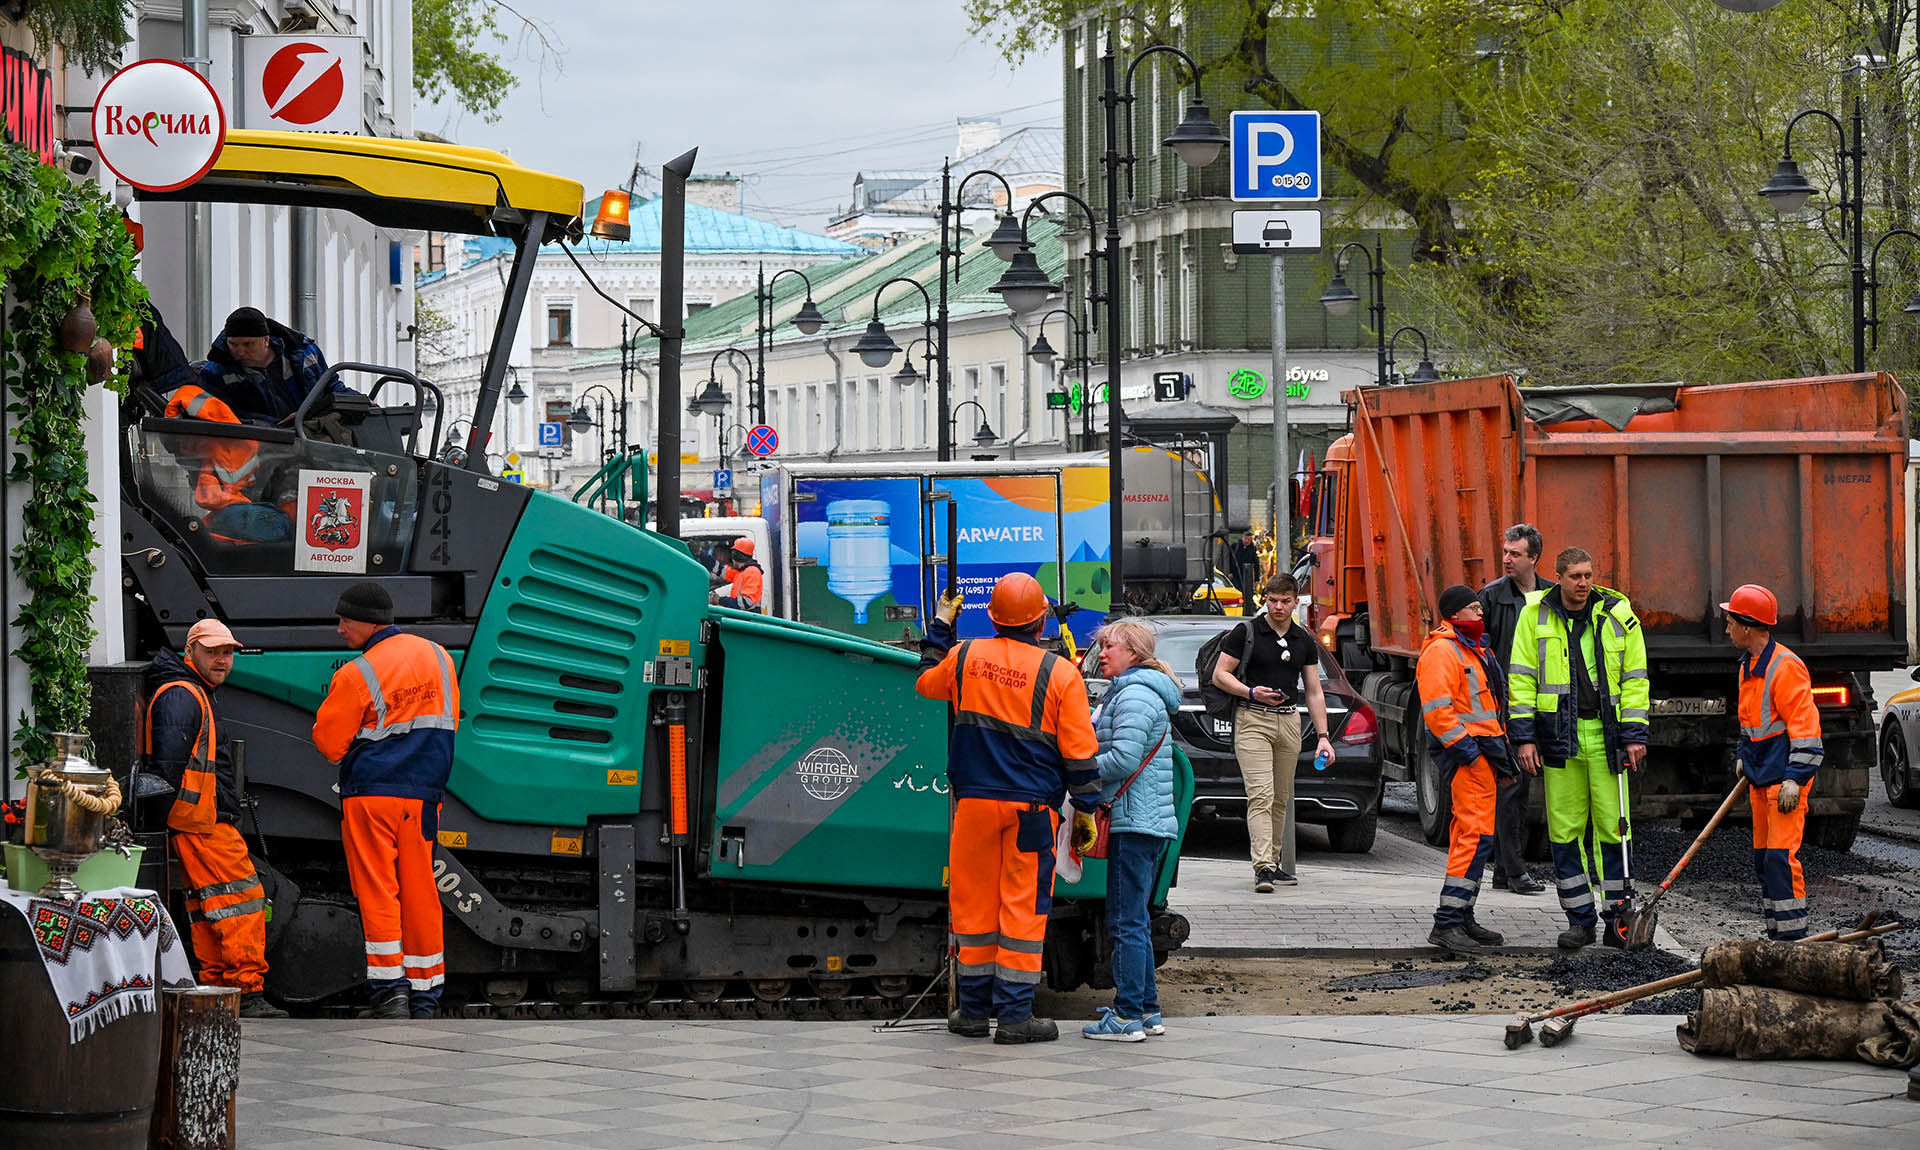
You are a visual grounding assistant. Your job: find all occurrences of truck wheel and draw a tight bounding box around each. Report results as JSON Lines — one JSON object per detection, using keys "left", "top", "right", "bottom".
{"left": 1804, "top": 812, "right": 1862, "bottom": 852}
{"left": 1416, "top": 755, "right": 1451, "bottom": 847}
{"left": 1882, "top": 728, "right": 1920, "bottom": 809}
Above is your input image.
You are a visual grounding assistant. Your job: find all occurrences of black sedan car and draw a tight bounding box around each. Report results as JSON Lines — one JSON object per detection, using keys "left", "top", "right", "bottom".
{"left": 1078, "top": 615, "right": 1384, "bottom": 853}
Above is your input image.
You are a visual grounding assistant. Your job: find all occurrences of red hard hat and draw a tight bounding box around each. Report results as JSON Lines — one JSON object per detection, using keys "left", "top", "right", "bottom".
{"left": 1719, "top": 584, "right": 1778, "bottom": 627}
{"left": 987, "top": 572, "right": 1048, "bottom": 628}
{"left": 731, "top": 537, "right": 755, "bottom": 558}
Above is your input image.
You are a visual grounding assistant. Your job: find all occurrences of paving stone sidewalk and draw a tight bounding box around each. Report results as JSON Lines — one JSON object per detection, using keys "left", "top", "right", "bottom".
{"left": 236, "top": 1013, "right": 1919, "bottom": 1149}
{"left": 1170, "top": 827, "right": 1685, "bottom": 957}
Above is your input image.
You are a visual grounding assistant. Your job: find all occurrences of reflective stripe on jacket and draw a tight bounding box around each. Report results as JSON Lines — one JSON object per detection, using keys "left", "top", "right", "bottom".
{"left": 720, "top": 563, "right": 764, "bottom": 610}
{"left": 1737, "top": 638, "right": 1823, "bottom": 786}
{"left": 314, "top": 628, "right": 461, "bottom": 801}
{"left": 1416, "top": 620, "right": 1509, "bottom": 772}
{"left": 1506, "top": 586, "right": 1650, "bottom": 765}
{"left": 915, "top": 619, "right": 1102, "bottom": 808}
{"left": 147, "top": 677, "right": 221, "bottom": 834}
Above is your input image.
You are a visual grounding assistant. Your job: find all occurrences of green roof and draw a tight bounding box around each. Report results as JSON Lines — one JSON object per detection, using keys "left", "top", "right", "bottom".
{"left": 573, "top": 216, "right": 1068, "bottom": 367}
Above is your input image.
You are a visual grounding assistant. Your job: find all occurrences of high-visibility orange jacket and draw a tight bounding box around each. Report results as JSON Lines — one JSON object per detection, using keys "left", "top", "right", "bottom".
{"left": 1737, "top": 638, "right": 1823, "bottom": 786}
{"left": 916, "top": 620, "right": 1102, "bottom": 808}
{"left": 165, "top": 384, "right": 260, "bottom": 511}
{"left": 719, "top": 562, "right": 764, "bottom": 610}
{"left": 144, "top": 651, "right": 230, "bottom": 834}
{"left": 314, "top": 627, "right": 461, "bottom": 801}
{"left": 1416, "top": 620, "right": 1509, "bottom": 774}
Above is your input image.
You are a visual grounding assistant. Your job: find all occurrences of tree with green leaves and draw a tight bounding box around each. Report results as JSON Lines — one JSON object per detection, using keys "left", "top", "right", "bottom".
{"left": 965, "top": 0, "right": 1920, "bottom": 388}
{"left": 413, "top": 0, "right": 560, "bottom": 124}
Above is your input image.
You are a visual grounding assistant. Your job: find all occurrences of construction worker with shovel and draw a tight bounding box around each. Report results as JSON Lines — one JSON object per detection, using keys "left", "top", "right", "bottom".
{"left": 1722, "top": 584, "right": 1822, "bottom": 940}
{"left": 1508, "top": 547, "right": 1651, "bottom": 950}
{"left": 1418, "top": 585, "right": 1517, "bottom": 954}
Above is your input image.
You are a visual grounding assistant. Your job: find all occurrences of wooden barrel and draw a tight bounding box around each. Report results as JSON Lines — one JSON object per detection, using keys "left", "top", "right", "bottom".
{"left": 0, "top": 901, "right": 160, "bottom": 1149}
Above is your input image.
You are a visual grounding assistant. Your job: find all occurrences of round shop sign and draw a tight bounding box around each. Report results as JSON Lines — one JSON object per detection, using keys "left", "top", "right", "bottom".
{"left": 92, "top": 60, "right": 227, "bottom": 193}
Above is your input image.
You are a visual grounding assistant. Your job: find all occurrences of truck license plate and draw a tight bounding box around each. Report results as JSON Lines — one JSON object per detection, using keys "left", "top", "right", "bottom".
{"left": 1651, "top": 697, "right": 1726, "bottom": 716}
{"left": 1211, "top": 718, "right": 1234, "bottom": 738}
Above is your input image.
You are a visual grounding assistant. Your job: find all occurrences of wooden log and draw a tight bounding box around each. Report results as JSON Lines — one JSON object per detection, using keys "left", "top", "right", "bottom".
{"left": 149, "top": 987, "right": 240, "bottom": 1150}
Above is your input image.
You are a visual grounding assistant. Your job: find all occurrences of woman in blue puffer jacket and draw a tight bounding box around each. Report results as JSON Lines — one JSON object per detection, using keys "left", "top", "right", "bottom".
{"left": 1081, "top": 619, "right": 1181, "bottom": 1042}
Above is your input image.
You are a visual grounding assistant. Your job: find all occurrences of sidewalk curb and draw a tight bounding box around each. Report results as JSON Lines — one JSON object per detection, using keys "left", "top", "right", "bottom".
{"left": 1861, "top": 819, "right": 1920, "bottom": 849}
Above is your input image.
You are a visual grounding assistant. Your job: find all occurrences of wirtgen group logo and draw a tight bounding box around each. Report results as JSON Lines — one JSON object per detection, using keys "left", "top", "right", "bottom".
{"left": 91, "top": 60, "right": 227, "bottom": 193}
{"left": 794, "top": 747, "right": 860, "bottom": 802}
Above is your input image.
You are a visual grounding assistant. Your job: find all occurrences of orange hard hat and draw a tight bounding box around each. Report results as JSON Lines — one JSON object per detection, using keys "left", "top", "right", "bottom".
{"left": 1719, "top": 583, "right": 1778, "bottom": 627}
{"left": 731, "top": 537, "right": 755, "bottom": 557}
{"left": 987, "top": 572, "right": 1049, "bottom": 628}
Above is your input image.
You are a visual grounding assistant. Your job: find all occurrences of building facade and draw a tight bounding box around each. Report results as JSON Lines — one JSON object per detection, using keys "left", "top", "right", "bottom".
{"left": 417, "top": 195, "right": 866, "bottom": 484}
{"left": 827, "top": 117, "right": 1063, "bottom": 250}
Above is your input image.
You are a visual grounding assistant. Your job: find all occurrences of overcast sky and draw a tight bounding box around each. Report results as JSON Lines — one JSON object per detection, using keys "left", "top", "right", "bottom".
{"left": 417, "top": 2, "right": 1062, "bottom": 231}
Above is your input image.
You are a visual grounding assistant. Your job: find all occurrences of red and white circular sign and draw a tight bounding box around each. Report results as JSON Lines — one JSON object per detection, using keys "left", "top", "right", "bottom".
{"left": 260, "top": 41, "right": 347, "bottom": 126}
{"left": 92, "top": 60, "right": 227, "bottom": 193}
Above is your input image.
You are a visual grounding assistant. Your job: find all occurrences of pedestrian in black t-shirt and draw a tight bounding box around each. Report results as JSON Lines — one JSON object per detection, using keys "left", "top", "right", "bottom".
{"left": 1210, "top": 573, "right": 1333, "bottom": 891}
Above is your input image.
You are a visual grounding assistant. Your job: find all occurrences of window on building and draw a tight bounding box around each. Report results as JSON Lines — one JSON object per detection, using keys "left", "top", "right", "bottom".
{"left": 867, "top": 378, "right": 882, "bottom": 451}
{"left": 891, "top": 381, "right": 905, "bottom": 451}
{"left": 546, "top": 306, "right": 573, "bottom": 347}
{"left": 988, "top": 364, "right": 1007, "bottom": 435}
{"left": 626, "top": 297, "right": 657, "bottom": 325}
{"left": 686, "top": 301, "right": 712, "bottom": 315}
{"left": 546, "top": 398, "right": 575, "bottom": 449}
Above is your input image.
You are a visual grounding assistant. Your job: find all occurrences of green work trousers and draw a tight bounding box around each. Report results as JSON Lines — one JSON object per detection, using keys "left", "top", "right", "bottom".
{"left": 1543, "top": 717, "right": 1632, "bottom": 928}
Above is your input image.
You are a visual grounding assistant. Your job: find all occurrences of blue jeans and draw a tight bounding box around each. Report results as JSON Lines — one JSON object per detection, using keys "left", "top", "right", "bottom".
{"left": 1106, "top": 831, "right": 1166, "bottom": 1020}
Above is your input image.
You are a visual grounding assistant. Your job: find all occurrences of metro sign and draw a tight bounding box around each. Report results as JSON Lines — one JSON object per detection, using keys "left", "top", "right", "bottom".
{"left": 241, "top": 36, "right": 363, "bottom": 133}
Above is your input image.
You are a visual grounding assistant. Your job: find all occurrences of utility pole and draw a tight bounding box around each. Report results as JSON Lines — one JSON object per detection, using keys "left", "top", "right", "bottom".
{"left": 657, "top": 148, "right": 698, "bottom": 540}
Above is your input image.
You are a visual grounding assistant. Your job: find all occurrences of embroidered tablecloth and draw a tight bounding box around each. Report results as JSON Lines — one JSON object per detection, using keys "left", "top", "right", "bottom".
{"left": 0, "top": 880, "right": 196, "bottom": 1043}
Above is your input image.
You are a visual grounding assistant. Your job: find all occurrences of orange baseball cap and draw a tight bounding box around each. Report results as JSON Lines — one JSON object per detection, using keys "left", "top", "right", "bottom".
{"left": 186, "top": 619, "right": 241, "bottom": 651}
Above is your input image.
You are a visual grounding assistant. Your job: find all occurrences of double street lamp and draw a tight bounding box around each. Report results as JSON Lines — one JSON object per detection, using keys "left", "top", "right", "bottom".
{"left": 950, "top": 399, "right": 1000, "bottom": 455}
{"left": 1027, "top": 307, "right": 1093, "bottom": 445}
{"left": 1386, "top": 327, "right": 1443, "bottom": 386}
{"left": 1319, "top": 236, "right": 1390, "bottom": 384}
{"left": 753, "top": 266, "right": 828, "bottom": 424}
{"left": 986, "top": 37, "right": 1226, "bottom": 606}
{"left": 568, "top": 383, "right": 620, "bottom": 464}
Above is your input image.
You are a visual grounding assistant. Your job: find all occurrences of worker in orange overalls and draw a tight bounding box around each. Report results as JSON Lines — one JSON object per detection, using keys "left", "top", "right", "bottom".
{"left": 144, "top": 618, "right": 287, "bottom": 1017}
{"left": 313, "top": 582, "right": 461, "bottom": 1019}
{"left": 1418, "top": 585, "right": 1519, "bottom": 955}
{"left": 916, "top": 572, "right": 1101, "bottom": 1044}
{"left": 1723, "top": 584, "right": 1823, "bottom": 940}
{"left": 711, "top": 536, "right": 765, "bottom": 612}
{"left": 161, "top": 380, "right": 291, "bottom": 544}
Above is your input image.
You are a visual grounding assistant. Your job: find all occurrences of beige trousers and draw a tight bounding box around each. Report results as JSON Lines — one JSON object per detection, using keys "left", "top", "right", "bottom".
{"left": 1234, "top": 705, "right": 1301, "bottom": 869}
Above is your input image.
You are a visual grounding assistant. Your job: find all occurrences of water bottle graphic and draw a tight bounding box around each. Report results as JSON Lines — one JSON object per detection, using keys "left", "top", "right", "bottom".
{"left": 825, "top": 499, "right": 893, "bottom": 623}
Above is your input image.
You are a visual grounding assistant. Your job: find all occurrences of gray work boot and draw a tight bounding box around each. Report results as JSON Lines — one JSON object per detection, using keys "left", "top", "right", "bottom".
{"left": 993, "top": 1015, "right": 1060, "bottom": 1044}
{"left": 1427, "top": 925, "right": 1487, "bottom": 954}
{"left": 947, "top": 1010, "right": 989, "bottom": 1038}
{"left": 239, "top": 992, "right": 289, "bottom": 1019}
{"left": 1558, "top": 923, "right": 1597, "bottom": 950}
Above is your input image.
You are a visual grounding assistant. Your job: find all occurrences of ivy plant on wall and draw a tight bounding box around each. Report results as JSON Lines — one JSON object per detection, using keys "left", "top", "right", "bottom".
{"left": 0, "top": 141, "right": 145, "bottom": 768}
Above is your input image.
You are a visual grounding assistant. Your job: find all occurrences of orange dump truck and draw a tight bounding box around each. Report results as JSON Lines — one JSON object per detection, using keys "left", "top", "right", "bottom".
{"left": 1302, "top": 373, "right": 1907, "bottom": 853}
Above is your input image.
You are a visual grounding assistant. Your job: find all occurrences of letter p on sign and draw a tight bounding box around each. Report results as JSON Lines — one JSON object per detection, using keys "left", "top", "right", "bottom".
{"left": 1230, "top": 110, "right": 1322, "bottom": 202}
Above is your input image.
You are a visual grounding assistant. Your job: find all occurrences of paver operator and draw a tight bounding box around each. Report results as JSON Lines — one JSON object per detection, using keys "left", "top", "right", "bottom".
{"left": 1418, "top": 586, "right": 1516, "bottom": 954}
{"left": 313, "top": 582, "right": 461, "bottom": 1020}
{"left": 916, "top": 572, "right": 1102, "bottom": 1044}
{"left": 1507, "top": 547, "right": 1650, "bottom": 949}
{"left": 143, "top": 619, "right": 289, "bottom": 1018}
{"left": 1476, "top": 523, "right": 1551, "bottom": 896}
{"left": 1209, "top": 574, "right": 1334, "bottom": 892}
{"left": 1722, "top": 583, "right": 1823, "bottom": 940}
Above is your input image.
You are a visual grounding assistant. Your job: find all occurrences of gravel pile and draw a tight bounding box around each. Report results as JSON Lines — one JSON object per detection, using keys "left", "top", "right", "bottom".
{"left": 1538, "top": 947, "right": 1697, "bottom": 997}
{"left": 1628, "top": 818, "right": 1901, "bottom": 885}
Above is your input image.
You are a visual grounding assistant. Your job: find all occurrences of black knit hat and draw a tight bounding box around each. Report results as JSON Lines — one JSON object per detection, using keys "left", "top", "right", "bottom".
{"left": 335, "top": 582, "right": 393, "bottom": 625}
{"left": 225, "top": 307, "right": 270, "bottom": 338}
{"left": 1438, "top": 584, "right": 1478, "bottom": 621}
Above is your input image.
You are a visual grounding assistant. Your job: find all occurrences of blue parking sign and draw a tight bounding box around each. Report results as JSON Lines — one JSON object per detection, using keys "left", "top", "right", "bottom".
{"left": 538, "top": 422, "right": 563, "bottom": 448}
{"left": 1230, "top": 111, "right": 1322, "bottom": 202}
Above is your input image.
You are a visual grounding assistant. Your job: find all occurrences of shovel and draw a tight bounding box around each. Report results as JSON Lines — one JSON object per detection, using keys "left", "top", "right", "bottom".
{"left": 1617, "top": 778, "right": 1749, "bottom": 950}
{"left": 1501, "top": 913, "right": 1891, "bottom": 1050}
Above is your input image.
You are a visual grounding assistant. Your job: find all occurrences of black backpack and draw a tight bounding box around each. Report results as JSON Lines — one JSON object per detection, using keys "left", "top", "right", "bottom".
{"left": 1196, "top": 617, "right": 1261, "bottom": 719}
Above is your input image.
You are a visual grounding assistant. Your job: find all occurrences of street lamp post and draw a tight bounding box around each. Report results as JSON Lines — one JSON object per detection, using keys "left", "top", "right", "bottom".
{"left": 1385, "top": 326, "right": 1442, "bottom": 386}
{"left": 950, "top": 399, "right": 999, "bottom": 456}
{"left": 571, "top": 383, "right": 620, "bottom": 471}
{"left": 1759, "top": 90, "right": 1867, "bottom": 371}
{"left": 991, "top": 38, "right": 1224, "bottom": 607}
{"left": 848, "top": 278, "right": 941, "bottom": 455}
{"left": 1321, "top": 236, "right": 1390, "bottom": 384}
{"left": 1026, "top": 307, "right": 1092, "bottom": 449}
{"left": 754, "top": 266, "right": 828, "bottom": 424}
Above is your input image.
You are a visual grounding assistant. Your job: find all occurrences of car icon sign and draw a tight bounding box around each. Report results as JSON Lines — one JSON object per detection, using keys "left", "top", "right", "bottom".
{"left": 1263, "top": 219, "right": 1292, "bottom": 245}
